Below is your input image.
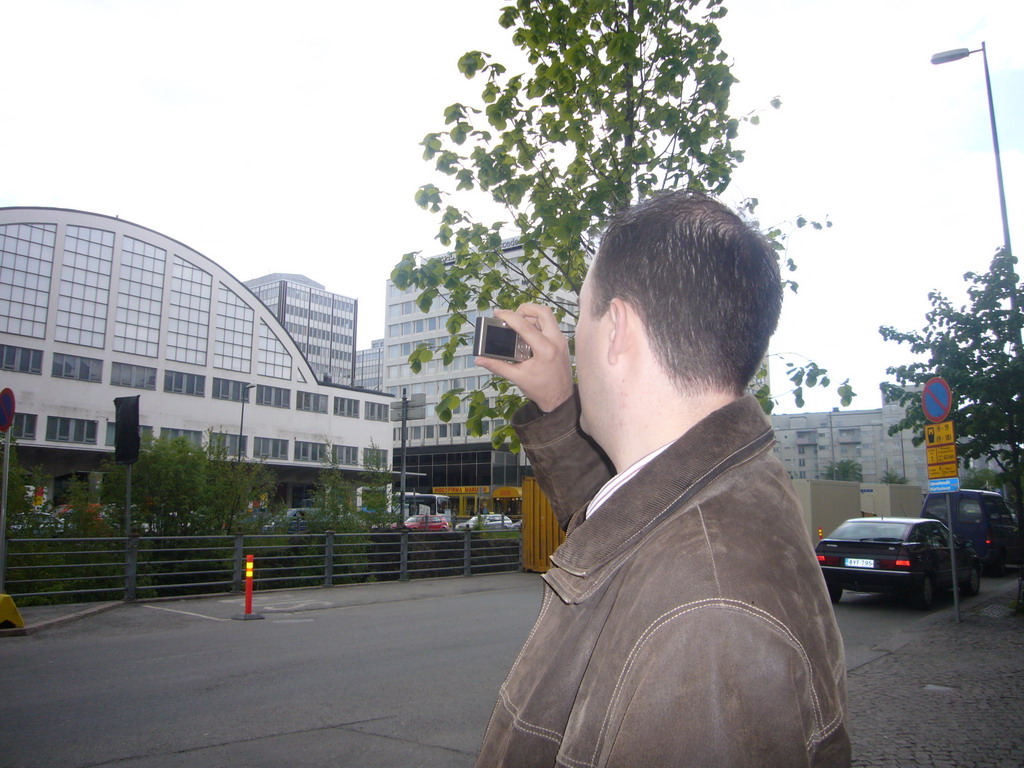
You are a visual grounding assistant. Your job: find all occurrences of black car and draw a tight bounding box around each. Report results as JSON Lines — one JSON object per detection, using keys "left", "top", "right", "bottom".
{"left": 816, "top": 517, "right": 981, "bottom": 610}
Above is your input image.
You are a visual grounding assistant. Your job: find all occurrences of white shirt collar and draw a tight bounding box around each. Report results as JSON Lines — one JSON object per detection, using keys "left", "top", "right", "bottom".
{"left": 586, "top": 440, "right": 675, "bottom": 518}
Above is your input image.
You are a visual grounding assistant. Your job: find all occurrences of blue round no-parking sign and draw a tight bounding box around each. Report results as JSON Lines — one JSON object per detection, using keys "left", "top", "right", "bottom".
{"left": 922, "top": 377, "right": 952, "bottom": 424}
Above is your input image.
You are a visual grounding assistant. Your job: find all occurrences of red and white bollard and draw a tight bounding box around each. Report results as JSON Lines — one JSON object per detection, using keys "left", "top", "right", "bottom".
{"left": 232, "top": 554, "right": 264, "bottom": 621}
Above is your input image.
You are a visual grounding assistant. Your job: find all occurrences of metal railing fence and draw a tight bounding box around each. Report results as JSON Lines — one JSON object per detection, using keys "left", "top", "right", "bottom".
{"left": 2, "top": 530, "right": 522, "bottom": 605}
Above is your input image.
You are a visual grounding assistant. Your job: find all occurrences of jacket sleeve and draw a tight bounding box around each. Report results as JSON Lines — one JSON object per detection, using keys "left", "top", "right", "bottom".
{"left": 593, "top": 605, "right": 850, "bottom": 768}
{"left": 512, "top": 387, "right": 615, "bottom": 530}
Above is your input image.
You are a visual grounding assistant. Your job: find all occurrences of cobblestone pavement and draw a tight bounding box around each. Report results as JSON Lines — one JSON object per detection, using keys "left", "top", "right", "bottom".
{"left": 847, "top": 584, "right": 1024, "bottom": 768}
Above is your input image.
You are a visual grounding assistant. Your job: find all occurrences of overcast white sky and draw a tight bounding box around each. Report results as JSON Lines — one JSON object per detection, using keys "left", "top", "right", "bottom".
{"left": 2, "top": 0, "right": 1021, "bottom": 414}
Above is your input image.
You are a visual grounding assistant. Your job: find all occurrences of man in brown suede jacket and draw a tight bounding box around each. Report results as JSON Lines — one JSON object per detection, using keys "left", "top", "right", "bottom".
{"left": 474, "top": 191, "right": 850, "bottom": 767}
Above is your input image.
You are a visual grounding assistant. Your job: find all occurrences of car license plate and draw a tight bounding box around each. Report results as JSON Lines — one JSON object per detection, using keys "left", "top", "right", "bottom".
{"left": 845, "top": 558, "right": 874, "bottom": 568}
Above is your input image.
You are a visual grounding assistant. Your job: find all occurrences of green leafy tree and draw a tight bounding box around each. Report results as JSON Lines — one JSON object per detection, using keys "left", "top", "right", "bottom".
{"left": 879, "top": 469, "right": 908, "bottom": 485}
{"left": 101, "top": 436, "right": 210, "bottom": 535}
{"left": 823, "top": 460, "right": 863, "bottom": 482}
{"left": 202, "top": 434, "right": 277, "bottom": 534}
{"left": 880, "top": 249, "right": 1024, "bottom": 513}
{"left": 358, "top": 440, "right": 394, "bottom": 528}
{"left": 392, "top": 0, "right": 850, "bottom": 443}
{"left": 0, "top": 442, "right": 54, "bottom": 536}
{"left": 305, "top": 443, "right": 361, "bottom": 533}
{"left": 962, "top": 466, "right": 1001, "bottom": 492}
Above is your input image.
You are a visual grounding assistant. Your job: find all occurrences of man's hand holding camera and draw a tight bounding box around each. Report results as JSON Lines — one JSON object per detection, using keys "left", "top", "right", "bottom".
{"left": 475, "top": 304, "right": 574, "bottom": 414}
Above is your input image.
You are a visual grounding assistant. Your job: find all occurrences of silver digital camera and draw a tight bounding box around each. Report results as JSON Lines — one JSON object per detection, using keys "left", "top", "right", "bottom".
{"left": 473, "top": 316, "right": 533, "bottom": 363}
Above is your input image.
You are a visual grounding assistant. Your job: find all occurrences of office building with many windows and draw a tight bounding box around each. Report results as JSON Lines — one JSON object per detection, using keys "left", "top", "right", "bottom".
{"left": 244, "top": 273, "right": 358, "bottom": 386}
{"left": 0, "top": 208, "right": 391, "bottom": 506}
{"left": 354, "top": 338, "right": 384, "bottom": 391}
{"left": 383, "top": 239, "right": 576, "bottom": 517}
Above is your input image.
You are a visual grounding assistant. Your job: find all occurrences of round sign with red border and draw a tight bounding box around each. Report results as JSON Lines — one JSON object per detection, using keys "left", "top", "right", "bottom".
{"left": 921, "top": 377, "right": 952, "bottom": 424}
{"left": 0, "top": 388, "right": 15, "bottom": 432}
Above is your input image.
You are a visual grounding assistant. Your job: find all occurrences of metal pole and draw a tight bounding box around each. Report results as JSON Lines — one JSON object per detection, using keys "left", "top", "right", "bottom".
{"left": 980, "top": 43, "right": 1014, "bottom": 270}
{"left": 0, "top": 429, "right": 10, "bottom": 594}
{"left": 979, "top": 42, "right": 1019, "bottom": 353}
{"left": 399, "top": 388, "right": 408, "bottom": 524}
{"left": 945, "top": 493, "right": 961, "bottom": 622}
{"left": 125, "top": 464, "right": 132, "bottom": 535}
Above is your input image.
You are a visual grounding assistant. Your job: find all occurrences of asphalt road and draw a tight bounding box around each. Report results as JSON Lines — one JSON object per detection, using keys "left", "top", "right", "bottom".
{"left": 2, "top": 570, "right": 1017, "bottom": 768}
{"left": 1, "top": 574, "right": 542, "bottom": 768}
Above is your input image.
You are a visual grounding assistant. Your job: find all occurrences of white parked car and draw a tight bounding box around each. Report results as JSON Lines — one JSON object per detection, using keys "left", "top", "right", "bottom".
{"left": 455, "top": 514, "right": 518, "bottom": 531}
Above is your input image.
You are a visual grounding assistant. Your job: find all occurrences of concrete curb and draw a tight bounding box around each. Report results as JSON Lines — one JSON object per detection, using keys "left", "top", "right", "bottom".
{"left": 0, "top": 601, "right": 122, "bottom": 638}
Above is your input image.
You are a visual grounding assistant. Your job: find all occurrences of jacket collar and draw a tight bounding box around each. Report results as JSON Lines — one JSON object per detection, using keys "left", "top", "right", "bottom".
{"left": 544, "top": 394, "right": 774, "bottom": 604}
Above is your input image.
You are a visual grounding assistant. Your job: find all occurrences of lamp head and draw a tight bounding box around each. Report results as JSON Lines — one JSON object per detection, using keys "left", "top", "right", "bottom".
{"left": 931, "top": 48, "right": 972, "bottom": 65}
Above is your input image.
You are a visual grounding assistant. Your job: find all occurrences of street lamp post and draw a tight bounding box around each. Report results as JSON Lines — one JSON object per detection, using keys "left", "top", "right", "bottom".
{"left": 238, "top": 383, "right": 255, "bottom": 461}
{"left": 931, "top": 42, "right": 1018, "bottom": 349}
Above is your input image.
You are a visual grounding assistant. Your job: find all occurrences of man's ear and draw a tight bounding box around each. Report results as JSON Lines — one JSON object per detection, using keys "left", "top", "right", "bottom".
{"left": 606, "top": 297, "right": 636, "bottom": 364}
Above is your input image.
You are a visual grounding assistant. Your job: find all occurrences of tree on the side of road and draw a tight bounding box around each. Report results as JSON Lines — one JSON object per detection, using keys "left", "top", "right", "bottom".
{"left": 880, "top": 249, "right": 1024, "bottom": 512}
{"left": 962, "top": 466, "right": 1001, "bottom": 491}
{"left": 879, "top": 469, "right": 908, "bottom": 485}
{"left": 823, "top": 459, "right": 863, "bottom": 482}
{"left": 392, "top": 0, "right": 851, "bottom": 446}
{"left": 101, "top": 434, "right": 276, "bottom": 535}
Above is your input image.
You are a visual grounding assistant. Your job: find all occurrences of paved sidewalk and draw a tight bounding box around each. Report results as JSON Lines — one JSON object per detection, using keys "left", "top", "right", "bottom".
{"left": 847, "top": 581, "right": 1024, "bottom": 768}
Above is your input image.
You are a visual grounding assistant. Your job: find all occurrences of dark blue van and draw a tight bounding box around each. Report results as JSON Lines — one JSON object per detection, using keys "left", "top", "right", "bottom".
{"left": 921, "top": 489, "right": 1023, "bottom": 575}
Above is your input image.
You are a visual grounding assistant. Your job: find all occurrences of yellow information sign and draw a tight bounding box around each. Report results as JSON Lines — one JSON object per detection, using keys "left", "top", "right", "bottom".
{"left": 924, "top": 421, "right": 955, "bottom": 446}
{"left": 926, "top": 445, "right": 958, "bottom": 465}
{"left": 928, "top": 462, "right": 959, "bottom": 480}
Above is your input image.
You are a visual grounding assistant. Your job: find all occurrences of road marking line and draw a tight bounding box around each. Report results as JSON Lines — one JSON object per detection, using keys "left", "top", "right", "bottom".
{"left": 141, "top": 605, "right": 229, "bottom": 622}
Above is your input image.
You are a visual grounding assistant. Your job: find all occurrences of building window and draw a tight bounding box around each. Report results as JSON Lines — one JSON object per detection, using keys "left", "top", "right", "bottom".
{"left": 210, "top": 432, "right": 245, "bottom": 458}
{"left": 257, "top": 322, "right": 292, "bottom": 380}
{"left": 161, "top": 428, "right": 203, "bottom": 447}
{"left": 114, "top": 236, "right": 165, "bottom": 357}
{"left": 0, "top": 344, "right": 43, "bottom": 374}
{"left": 333, "top": 445, "right": 358, "bottom": 466}
{"left": 105, "top": 423, "right": 152, "bottom": 446}
{"left": 364, "top": 447, "right": 388, "bottom": 467}
{"left": 364, "top": 401, "right": 389, "bottom": 421}
{"left": 256, "top": 384, "right": 290, "bottom": 408}
{"left": 111, "top": 362, "right": 157, "bottom": 390}
{"left": 254, "top": 437, "right": 288, "bottom": 460}
{"left": 297, "top": 391, "right": 328, "bottom": 413}
{"left": 46, "top": 416, "right": 97, "bottom": 444}
{"left": 213, "top": 378, "right": 252, "bottom": 402}
{"left": 334, "top": 397, "right": 359, "bottom": 418}
{"left": 214, "top": 285, "right": 254, "bottom": 372}
{"left": 164, "top": 370, "right": 206, "bottom": 397}
{"left": 438, "top": 424, "right": 448, "bottom": 439}
{"left": 13, "top": 413, "right": 37, "bottom": 440}
{"left": 52, "top": 353, "right": 102, "bottom": 382}
{"left": 167, "top": 256, "right": 212, "bottom": 365}
{"left": 56, "top": 225, "right": 113, "bottom": 348}
{"left": 295, "top": 440, "right": 327, "bottom": 462}
{"left": 0, "top": 222, "right": 55, "bottom": 339}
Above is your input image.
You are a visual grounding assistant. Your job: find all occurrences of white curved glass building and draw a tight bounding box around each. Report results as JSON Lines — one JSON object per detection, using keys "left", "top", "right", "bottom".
{"left": 0, "top": 207, "right": 392, "bottom": 506}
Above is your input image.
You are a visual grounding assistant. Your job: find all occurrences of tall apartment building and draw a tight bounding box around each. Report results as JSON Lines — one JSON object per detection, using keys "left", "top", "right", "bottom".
{"left": 383, "top": 238, "right": 575, "bottom": 516}
{"left": 354, "top": 339, "right": 384, "bottom": 391}
{"left": 0, "top": 208, "right": 392, "bottom": 507}
{"left": 771, "top": 397, "right": 927, "bottom": 487}
{"left": 245, "top": 273, "right": 357, "bottom": 386}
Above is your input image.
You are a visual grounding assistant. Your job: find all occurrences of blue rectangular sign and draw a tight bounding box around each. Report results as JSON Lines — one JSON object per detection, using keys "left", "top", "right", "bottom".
{"left": 928, "top": 477, "right": 961, "bottom": 493}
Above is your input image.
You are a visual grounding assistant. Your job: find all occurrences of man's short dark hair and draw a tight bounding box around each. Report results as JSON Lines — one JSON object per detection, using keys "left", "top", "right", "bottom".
{"left": 589, "top": 190, "right": 782, "bottom": 396}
